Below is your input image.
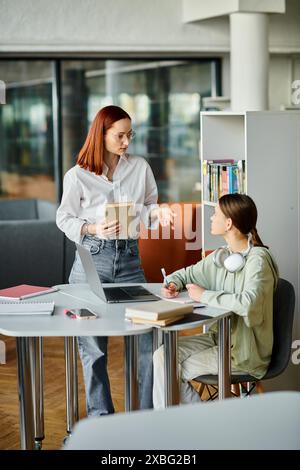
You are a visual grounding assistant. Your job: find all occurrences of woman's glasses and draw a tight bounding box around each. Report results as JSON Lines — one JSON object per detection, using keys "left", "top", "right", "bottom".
{"left": 108, "top": 130, "right": 136, "bottom": 142}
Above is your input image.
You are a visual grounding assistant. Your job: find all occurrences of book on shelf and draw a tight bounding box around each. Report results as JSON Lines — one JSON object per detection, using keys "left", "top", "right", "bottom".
{"left": 128, "top": 315, "right": 185, "bottom": 326}
{"left": 0, "top": 301, "right": 55, "bottom": 315}
{"left": 125, "top": 300, "right": 193, "bottom": 321}
{"left": 105, "top": 202, "right": 134, "bottom": 239}
{"left": 0, "top": 284, "right": 59, "bottom": 301}
{"left": 202, "top": 159, "right": 245, "bottom": 203}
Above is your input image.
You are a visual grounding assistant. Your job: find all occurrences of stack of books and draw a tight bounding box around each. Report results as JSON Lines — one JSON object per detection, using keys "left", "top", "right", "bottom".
{"left": 0, "top": 284, "right": 57, "bottom": 315}
{"left": 125, "top": 300, "right": 193, "bottom": 326}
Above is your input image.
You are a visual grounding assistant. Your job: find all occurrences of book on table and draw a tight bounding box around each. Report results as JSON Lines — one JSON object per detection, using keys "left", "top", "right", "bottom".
{"left": 129, "top": 315, "right": 186, "bottom": 326}
{"left": 125, "top": 300, "right": 193, "bottom": 321}
{"left": 0, "top": 284, "right": 58, "bottom": 301}
{"left": 0, "top": 301, "right": 55, "bottom": 315}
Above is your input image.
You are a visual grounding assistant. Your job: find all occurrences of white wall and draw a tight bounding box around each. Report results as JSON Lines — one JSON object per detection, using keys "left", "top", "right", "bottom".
{"left": 269, "top": 55, "right": 294, "bottom": 109}
{"left": 1, "top": 0, "right": 299, "bottom": 110}
{"left": 0, "top": 0, "right": 229, "bottom": 53}
{"left": 0, "top": 0, "right": 299, "bottom": 53}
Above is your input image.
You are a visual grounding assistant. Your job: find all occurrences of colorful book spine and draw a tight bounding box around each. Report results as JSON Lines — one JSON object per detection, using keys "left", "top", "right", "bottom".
{"left": 202, "top": 159, "right": 246, "bottom": 202}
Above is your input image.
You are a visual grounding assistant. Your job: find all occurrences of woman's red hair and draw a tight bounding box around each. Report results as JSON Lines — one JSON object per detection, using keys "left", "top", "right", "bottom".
{"left": 77, "top": 105, "right": 131, "bottom": 175}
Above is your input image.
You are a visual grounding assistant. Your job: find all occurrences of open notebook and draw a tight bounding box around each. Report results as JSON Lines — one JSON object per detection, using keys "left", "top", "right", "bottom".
{"left": 158, "top": 290, "right": 205, "bottom": 306}
{"left": 0, "top": 301, "right": 55, "bottom": 315}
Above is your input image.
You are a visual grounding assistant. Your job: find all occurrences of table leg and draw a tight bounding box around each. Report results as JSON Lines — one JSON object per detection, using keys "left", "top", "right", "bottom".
{"left": 16, "top": 337, "right": 35, "bottom": 450}
{"left": 152, "top": 328, "right": 163, "bottom": 352}
{"left": 64, "top": 337, "right": 79, "bottom": 434}
{"left": 163, "top": 330, "right": 180, "bottom": 407}
{"left": 218, "top": 316, "right": 231, "bottom": 399}
{"left": 124, "top": 335, "right": 138, "bottom": 411}
{"left": 29, "top": 337, "right": 44, "bottom": 449}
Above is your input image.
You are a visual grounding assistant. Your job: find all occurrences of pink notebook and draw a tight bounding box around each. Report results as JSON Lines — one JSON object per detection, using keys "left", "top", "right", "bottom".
{"left": 0, "top": 284, "right": 58, "bottom": 300}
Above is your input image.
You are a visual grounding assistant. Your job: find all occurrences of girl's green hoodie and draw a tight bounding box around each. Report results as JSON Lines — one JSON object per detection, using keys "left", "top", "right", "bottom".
{"left": 167, "top": 247, "right": 279, "bottom": 379}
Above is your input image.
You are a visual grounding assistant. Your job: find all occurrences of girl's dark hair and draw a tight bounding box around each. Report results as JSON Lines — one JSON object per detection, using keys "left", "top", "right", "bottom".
{"left": 218, "top": 193, "right": 267, "bottom": 248}
{"left": 77, "top": 105, "right": 131, "bottom": 175}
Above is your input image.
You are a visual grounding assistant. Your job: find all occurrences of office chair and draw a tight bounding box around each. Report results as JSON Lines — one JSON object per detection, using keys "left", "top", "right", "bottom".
{"left": 193, "top": 278, "right": 295, "bottom": 399}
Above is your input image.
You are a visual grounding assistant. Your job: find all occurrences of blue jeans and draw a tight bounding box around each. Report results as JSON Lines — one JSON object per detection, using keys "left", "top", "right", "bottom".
{"left": 69, "top": 236, "right": 153, "bottom": 417}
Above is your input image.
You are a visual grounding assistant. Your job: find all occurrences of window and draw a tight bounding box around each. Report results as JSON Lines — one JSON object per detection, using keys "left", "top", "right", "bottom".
{"left": 0, "top": 58, "right": 220, "bottom": 203}
{"left": 0, "top": 60, "right": 55, "bottom": 201}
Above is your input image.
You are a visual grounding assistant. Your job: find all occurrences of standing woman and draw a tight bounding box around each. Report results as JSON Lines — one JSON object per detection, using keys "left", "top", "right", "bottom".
{"left": 56, "top": 105, "right": 174, "bottom": 416}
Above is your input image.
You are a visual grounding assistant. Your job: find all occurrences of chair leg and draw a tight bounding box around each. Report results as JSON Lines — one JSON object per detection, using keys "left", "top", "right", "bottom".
{"left": 240, "top": 381, "right": 257, "bottom": 397}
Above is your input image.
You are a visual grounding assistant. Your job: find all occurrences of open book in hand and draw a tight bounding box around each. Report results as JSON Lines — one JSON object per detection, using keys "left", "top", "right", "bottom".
{"left": 125, "top": 300, "right": 193, "bottom": 324}
{"left": 0, "top": 284, "right": 58, "bottom": 301}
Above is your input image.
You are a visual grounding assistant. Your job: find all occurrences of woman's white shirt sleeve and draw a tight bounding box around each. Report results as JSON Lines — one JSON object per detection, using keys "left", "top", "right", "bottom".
{"left": 56, "top": 170, "right": 86, "bottom": 244}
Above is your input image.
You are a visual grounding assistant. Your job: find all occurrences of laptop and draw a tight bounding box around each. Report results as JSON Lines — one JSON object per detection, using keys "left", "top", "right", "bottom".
{"left": 75, "top": 243, "right": 159, "bottom": 303}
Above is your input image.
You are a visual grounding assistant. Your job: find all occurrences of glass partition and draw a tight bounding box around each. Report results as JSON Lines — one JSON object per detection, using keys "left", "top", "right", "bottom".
{"left": 0, "top": 60, "right": 55, "bottom": 201}
{"left": 0, "top": 58, "right": 220, "bottom": 203}
{"left": 61, "top": 59, "right": 218, "bottom": 202}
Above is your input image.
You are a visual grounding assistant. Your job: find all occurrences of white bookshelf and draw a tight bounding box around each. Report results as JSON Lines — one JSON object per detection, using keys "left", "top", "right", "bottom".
{"left": 200, "top": 112, "right": 246, "bottom": 250}
{"left": 200, "top": 111, "right": 300, "bottom": 390}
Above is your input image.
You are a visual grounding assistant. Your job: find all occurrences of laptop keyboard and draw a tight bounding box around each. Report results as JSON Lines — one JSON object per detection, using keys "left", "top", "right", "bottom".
{"left": 122, "top": 286, "right": 153, "bottom": 296}
{"left": 103, "top": 286, "right": 156, "bottom": 301}
{"left": 104, "top": 287, "right": 131, "bottom": 301}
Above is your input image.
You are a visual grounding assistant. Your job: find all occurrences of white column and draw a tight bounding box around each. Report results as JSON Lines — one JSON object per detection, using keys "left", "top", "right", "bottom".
{"left": 230, "top": 13, "right": 269, "bottom": 111}
{"left": 105, "top": 60, "right": 122, "bottom": 103}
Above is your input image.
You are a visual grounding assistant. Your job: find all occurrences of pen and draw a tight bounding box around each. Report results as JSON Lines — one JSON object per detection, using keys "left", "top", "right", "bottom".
{"left": 161, "top": 268, "right": 170, "bottom": 288}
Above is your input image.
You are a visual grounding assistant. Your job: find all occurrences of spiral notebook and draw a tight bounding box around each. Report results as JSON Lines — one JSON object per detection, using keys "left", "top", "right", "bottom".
{"left": 0, "top": 284, "right": 58, "bottom": 301}
{"left": 0, "top": 301, "right": 55, "bottom": 315}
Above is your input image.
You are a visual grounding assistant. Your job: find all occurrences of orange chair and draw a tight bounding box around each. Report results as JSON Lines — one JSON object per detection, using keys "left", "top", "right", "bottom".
{"left": 139, "top": 203, "right": 202, "bottom": 282}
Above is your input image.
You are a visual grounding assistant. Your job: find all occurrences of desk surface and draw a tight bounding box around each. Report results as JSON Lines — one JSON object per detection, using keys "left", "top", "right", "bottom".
{"left": 0, "top": 283, "right": 229, "bottom": 337}
{"left": 64, "top": 391, "right": 300, "bottom": 450}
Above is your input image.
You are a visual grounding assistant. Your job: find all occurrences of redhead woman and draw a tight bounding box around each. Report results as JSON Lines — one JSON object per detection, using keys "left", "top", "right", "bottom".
{"left": 57, "top": 105, "right": 174, "bottom": 416}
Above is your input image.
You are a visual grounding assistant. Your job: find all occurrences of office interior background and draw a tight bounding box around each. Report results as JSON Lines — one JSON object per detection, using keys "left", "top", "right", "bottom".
{"left": 0, "top": 0, "right": 300, "bottom": 448}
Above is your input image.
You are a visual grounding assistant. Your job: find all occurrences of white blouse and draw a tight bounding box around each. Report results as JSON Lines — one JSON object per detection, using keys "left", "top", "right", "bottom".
{"left": 56, "top": 154, "right": 159, "bottom": 243}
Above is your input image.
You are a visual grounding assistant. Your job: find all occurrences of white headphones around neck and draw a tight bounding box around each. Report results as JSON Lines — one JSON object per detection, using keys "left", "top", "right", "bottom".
{"left": 213, "top": 233, "right": 253, "bottom": 273}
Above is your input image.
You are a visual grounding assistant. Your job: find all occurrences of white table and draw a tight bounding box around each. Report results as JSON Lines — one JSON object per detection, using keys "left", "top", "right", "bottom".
{"left": 64, "top": 391, "right": 300, "bottom": 450}
{"left": 0, "top": 283, "right": 231, "bottom": 450}
{"left": 0, "top": 283, "right": 152, "bottom": 450}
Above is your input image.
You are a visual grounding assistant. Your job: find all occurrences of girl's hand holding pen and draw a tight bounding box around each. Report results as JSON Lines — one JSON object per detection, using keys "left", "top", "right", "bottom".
{"left": 161, "top": 282, "right": 179, "bottom": 298}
